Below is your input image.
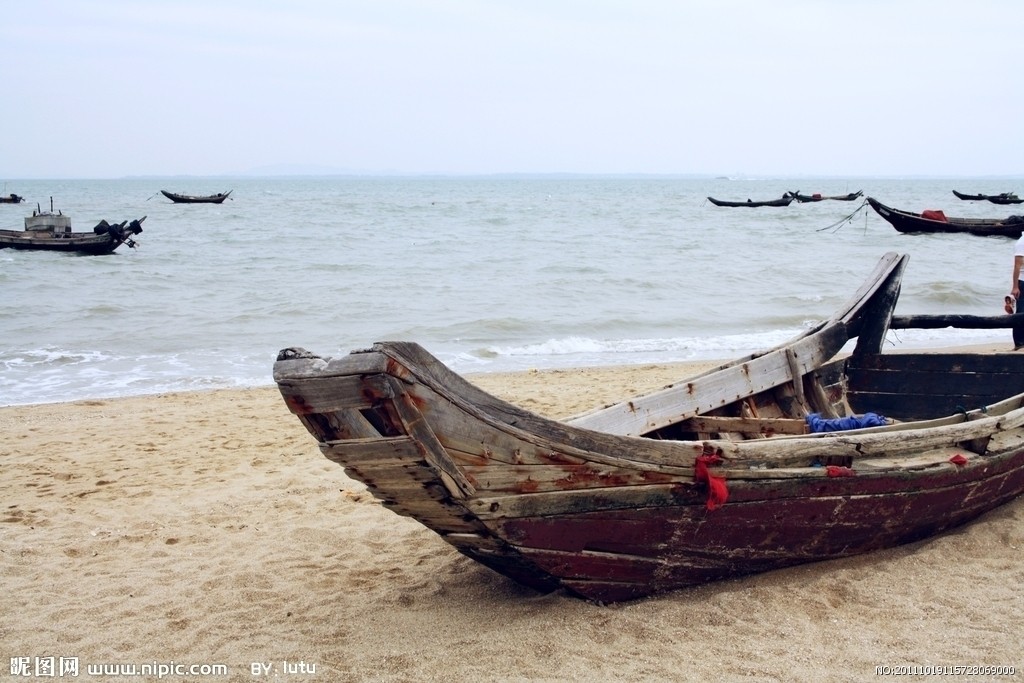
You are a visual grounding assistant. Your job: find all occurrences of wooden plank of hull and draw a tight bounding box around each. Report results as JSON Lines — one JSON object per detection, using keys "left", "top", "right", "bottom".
{"left": 460, "top": 462, "right": 687, "bottom": 494}
{"left": 715, "top": 415, "right": 1024, "bottom": 467}
{"left": 392, "top": 370, "right": 714, "bottom": 471}
{"left": 846, "top": 352, "right": 1024, "bottom": 420}
{"left": 277, "top": 374, "right": 394, "bottom": 414}
{"left": 464, "top": 438, "right": 1020, "bottom": 521}
{"left": 489, "top": 449, "right": 1024, "bottom": 600}
{"left": 274, "top": 348, "right": 391, "bottom": 381}
{"left": 566, "top": 324, "right": 848, "bottom": 436}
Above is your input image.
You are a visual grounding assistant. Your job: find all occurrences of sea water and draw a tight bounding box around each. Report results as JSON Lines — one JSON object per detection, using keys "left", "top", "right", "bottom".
{"left": 1, "top": 176, "right": 1019, "bottom": 406}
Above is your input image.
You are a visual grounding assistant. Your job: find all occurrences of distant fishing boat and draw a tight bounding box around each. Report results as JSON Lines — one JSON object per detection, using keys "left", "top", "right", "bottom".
{"left": 0, "top": 198, "right": 144, "bottom": 255}
{"left": 161, "top": 190, "right": 233, "bottom": 204}
{"left": 0, "top": 193, "right": 25, "bottom": 204}
{"left": 707, "top": 195, "right": 793, "bottom": 208}
{"left": 867, "top": 197, "right": 1023, "bottom": 238}
{"left": 951, "top": 190, "right": 1023, "bottom": 205}
{"left": 786, "top": 190, "right": 863, "bottom": 203}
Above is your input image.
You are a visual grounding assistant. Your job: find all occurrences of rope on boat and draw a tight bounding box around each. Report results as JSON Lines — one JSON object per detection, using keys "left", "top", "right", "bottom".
{"left": 816, "top": 199, "right": 869, "bottom": 233}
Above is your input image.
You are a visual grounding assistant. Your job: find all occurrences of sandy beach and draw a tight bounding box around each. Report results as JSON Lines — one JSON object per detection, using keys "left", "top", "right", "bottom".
{"left": 2, "top": 357, "right": 1022, "bottom": 682}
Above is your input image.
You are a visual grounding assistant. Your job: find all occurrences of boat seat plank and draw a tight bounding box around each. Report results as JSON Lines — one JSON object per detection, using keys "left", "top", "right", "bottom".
{"left": 679, "top": 416, "right": 810, "bottom": 436}
{"left": 717, "top": 408, "right": 1024, "bottom": 466}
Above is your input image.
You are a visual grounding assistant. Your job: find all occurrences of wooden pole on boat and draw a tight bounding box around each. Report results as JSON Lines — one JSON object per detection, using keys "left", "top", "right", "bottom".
{"left": 891, "top": 313, "right": 1024, "bottom": 329}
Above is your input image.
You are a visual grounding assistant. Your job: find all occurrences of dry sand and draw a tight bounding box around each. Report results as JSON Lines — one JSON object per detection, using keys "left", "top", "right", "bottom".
{"left": 2, "top": 357, "right": 1022, "bottom": 682}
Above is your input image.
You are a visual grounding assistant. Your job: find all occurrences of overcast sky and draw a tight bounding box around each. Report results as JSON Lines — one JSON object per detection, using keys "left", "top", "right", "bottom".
{"left": 2, "top": 1, "right": 1022, "bottom": 179}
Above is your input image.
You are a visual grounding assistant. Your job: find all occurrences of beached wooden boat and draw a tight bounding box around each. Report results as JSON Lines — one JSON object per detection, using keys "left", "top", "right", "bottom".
{"left": 786, "top": 190, "right": 863, "bottom": 203}
{"left": 274, "top": 252, "right": 1024, "bottom": 602}
{"left": 707, "top": 195, "right": 793, "bottom": 207}
{"left": 0, "top": 193, "right": 25, "bottom": 204}
{"left": 160, "top": 189, "right": 232, "bottom": 204}
{"left": 867, "top": 197, "right": 1024, "bottom": 238}
{"left": 0, "top": 201, "right": 145, "bottom": 255}
{"left": 952, "top": 190, "right": 1022, "bottom": 205}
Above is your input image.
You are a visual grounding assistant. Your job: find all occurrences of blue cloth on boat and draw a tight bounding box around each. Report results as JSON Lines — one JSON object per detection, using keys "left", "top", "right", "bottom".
{"left": 805, "top": 412, "right": 886, "bottom": 433}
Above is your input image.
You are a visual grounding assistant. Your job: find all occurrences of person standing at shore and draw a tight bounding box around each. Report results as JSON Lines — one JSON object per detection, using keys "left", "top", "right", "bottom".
{"left": 1011, "top": 235, "right": 1024, "bottom": 349}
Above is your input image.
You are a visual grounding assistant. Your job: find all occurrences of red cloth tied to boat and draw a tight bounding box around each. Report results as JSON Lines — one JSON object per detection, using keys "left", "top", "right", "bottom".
{"left": 921, "top": 209, "right": 947, "bottom": 222}
{"left": 949, "top": 454, "right": 968, "bottom": 467}
{"left": 826, "top": 465, "right": 856, "bottom": 477}
{"left": 694, "top": 453, "right": 729, "bottom": 510}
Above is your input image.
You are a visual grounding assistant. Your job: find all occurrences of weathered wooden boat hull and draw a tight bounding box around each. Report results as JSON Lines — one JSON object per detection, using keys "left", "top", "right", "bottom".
{"left": 274, "top": 253, "right": 1024, "bottom": 602}
{"left": 0, "top": 217, "right": 145, "bottom": 254}
{"left": 952, "top": 190, "right": 1023, "bottom": 205}
{"left": 493, "top": 451, "right": 1024, "bottom": 601}
{"left": 707, "top": 196, "right": 793, "bottom": 207}
{"left": 867, "top": 197, "right": 1023, "bottom": 238}
{"left": 161, "top": 190, "right": 232, "bottom": 204}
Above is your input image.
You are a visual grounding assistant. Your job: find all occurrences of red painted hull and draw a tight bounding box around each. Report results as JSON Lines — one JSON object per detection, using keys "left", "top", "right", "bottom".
{"left": 498, "top": 450, "right": 1024, "bottom": 602}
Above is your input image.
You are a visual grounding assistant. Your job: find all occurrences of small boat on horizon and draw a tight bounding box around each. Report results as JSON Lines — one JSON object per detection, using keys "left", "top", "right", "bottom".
{"left": 786, "top": 190, "right": 863, "bottom": 203}
{"left": 160, "top": 189, "right": 233, "bottom": 204}
{"left": 707, "top": 195, "right": 793, "bottom": 208}
{"left": 951, "top": 190, "right": 1022, "bottom": 205}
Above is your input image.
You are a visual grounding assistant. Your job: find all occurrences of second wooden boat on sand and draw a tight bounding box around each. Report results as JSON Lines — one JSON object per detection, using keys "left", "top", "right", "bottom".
{"left": 274, "top": 253, "right": 1024, "bottom": 602}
